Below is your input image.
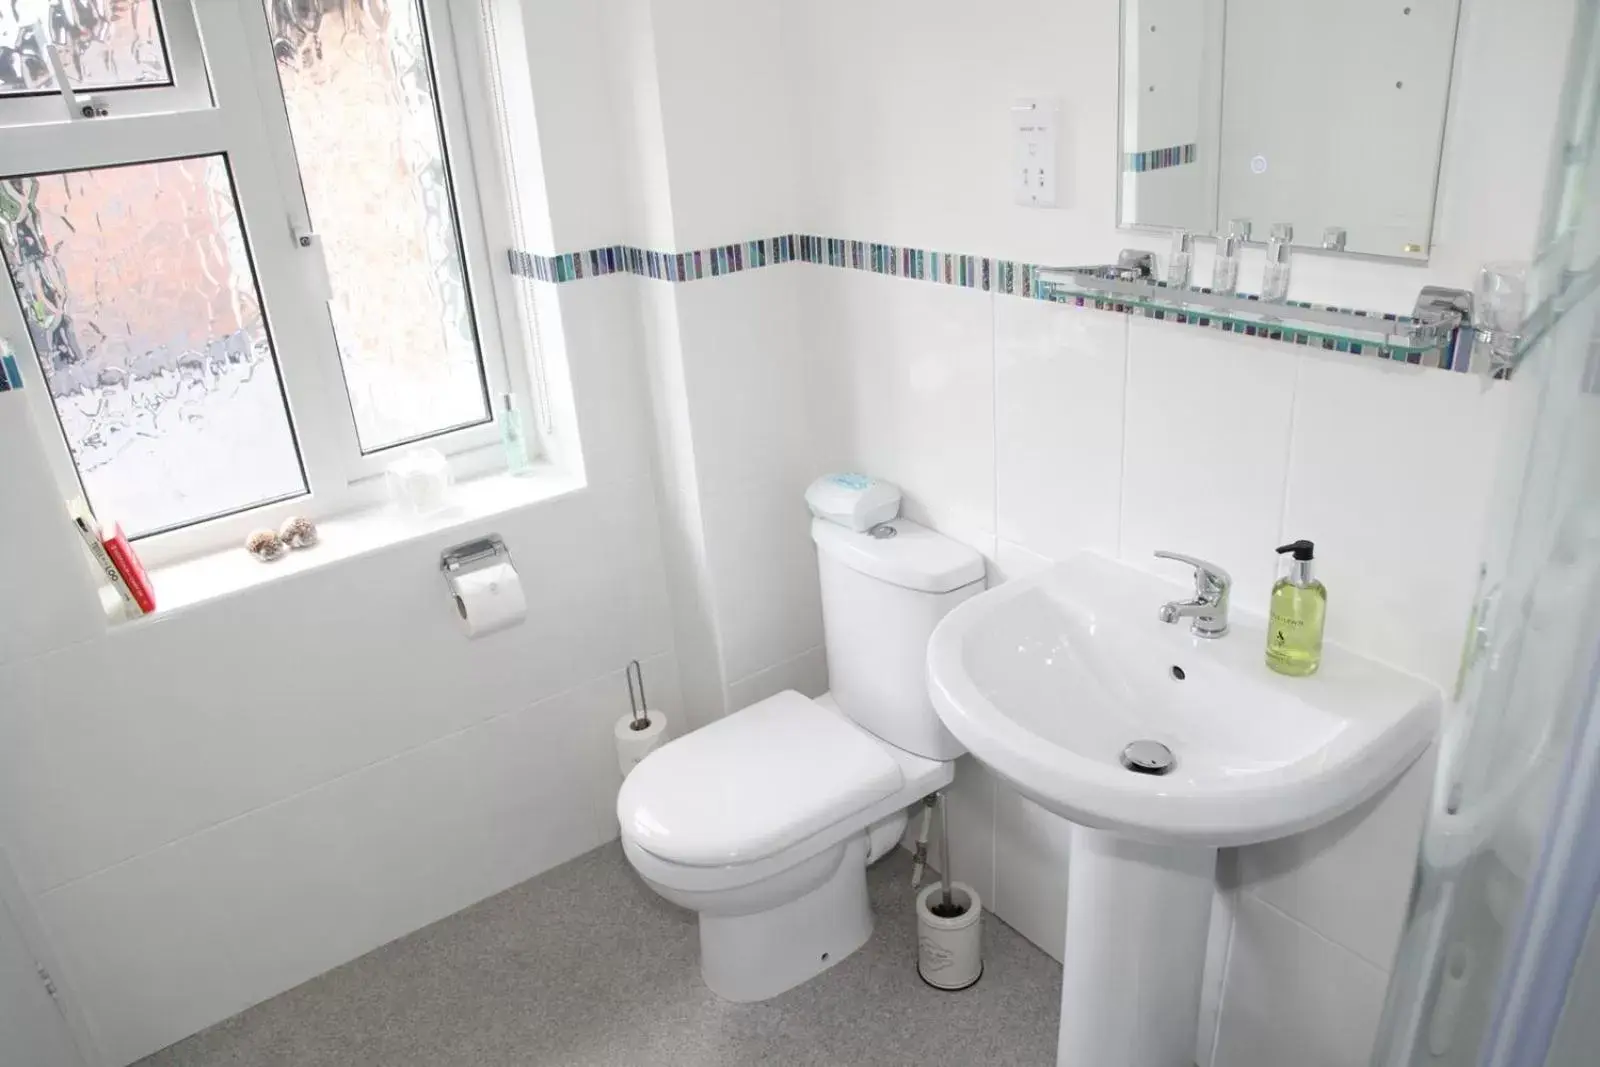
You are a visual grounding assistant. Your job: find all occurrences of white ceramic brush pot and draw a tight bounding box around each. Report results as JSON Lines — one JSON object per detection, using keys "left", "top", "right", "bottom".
{"left": 916, "top": 881, "right": 982, "bottom": 990}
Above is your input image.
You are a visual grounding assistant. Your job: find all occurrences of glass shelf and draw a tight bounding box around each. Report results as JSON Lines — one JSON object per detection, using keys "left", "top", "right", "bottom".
{"left": 1035, "top": 267, "right": 1454, "bottom": 363}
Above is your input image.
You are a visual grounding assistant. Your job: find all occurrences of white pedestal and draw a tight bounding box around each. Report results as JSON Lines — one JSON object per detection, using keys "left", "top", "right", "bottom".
{"left": 1058, "top": 826, "right": 1218, "bottom": 1067}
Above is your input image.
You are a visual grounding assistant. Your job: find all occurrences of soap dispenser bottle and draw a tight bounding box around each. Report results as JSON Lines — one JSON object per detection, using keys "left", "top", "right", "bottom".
{"left": 1262, "top": 223, "right": 1293, "bottom": 302}
{"left": 1212, "top": 218, "right": 1251, "bottom": 295}
{"left": 1266, "top": 540, "right": 1326, "bottom": 676}
{"left": 499, "top": 392, "right": 534, "bottom": 475}
{"left": 1167, "top": 230, "right": 1194, "bottom": 287}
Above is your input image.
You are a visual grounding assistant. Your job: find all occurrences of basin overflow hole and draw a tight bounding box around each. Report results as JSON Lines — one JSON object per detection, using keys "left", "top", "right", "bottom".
{"left": 1170, "top": 665, "right": 1187, "bottom": 681}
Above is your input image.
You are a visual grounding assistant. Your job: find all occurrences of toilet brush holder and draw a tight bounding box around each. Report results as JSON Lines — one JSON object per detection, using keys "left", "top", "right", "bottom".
{"left": 916, "top": 881, "right": 982, "bottom": 990}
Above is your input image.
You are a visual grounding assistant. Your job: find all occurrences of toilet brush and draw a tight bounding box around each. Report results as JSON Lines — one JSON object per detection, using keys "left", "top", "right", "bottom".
{"left": 934, "top": 792, "right": 959, "bottom": 918}
{"left": 916, "top": 791, "right": 983, "bottom": 989}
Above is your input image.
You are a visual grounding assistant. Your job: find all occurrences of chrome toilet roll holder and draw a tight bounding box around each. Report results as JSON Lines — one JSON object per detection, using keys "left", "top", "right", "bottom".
{"left": 440, "top": 534, "right": 511, "bottom": 618}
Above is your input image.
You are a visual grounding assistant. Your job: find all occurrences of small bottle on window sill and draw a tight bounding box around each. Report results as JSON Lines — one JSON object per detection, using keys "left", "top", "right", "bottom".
{"left": 499, "top": 392, "right": 534, "bottom": 476}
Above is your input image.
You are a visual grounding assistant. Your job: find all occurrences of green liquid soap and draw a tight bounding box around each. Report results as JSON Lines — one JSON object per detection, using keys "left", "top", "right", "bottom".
{"left": 1266, "top": 539, "right": 1327, "bottom": 677}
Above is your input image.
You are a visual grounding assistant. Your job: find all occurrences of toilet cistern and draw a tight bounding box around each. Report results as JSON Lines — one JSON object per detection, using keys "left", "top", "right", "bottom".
{"left": 1153, "top": 550, "right": 1232, "bottom": 638}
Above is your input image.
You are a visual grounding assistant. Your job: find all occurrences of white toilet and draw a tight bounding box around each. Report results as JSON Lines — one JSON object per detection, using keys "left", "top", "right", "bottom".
{"left": 617, "top": 516, "right": 985, "bottom": 1001}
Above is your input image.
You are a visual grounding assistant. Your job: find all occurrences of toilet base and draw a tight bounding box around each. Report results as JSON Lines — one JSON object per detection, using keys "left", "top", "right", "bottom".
{"left": 699, "top": 834, "right": 873, "bottom": 1002}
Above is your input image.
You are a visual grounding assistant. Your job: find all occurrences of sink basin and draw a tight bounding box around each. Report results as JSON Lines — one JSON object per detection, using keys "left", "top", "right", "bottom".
{"left": 925, "top": 551, "right": 1442, "bottom": 1067}
{"left": 927, "top": 551, "right": 1440, "bottom": 847}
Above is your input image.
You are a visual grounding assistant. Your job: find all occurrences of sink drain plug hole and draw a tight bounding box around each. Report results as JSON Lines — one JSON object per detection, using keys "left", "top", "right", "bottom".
{"left": 1121, "top": 740, "right": 1175, "bottom": 776}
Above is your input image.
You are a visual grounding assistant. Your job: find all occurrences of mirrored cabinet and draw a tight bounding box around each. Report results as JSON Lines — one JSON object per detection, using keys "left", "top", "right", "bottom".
{"left": 1117, "top": 0, "right": 1462, "bottom": 262}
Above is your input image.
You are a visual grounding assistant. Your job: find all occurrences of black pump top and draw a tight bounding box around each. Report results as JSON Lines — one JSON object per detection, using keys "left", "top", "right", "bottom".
{"left": 1276, "top": 540, "right": 1315, "bottom": 561}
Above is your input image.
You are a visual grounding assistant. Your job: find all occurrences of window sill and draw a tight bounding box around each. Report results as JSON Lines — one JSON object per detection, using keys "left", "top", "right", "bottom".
{"left": 109, "top": 462, "right": 586, "bottom": 629}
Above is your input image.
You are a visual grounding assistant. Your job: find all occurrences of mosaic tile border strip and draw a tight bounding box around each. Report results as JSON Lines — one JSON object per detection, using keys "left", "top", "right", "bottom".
{"left": 1124, "top": 143, "right": 1198, "bottom": 173}
{"left": 509, "top": 236, "right": 797, "bottom": 284}
{"left": 509, "top": 234, "right": 1454, "bottom": 370}
{"left": 1053, "top": 284, "right": 1432, "bottom": 364}
{"left": 0, "top": 352, "right": 22, "bottom": 392}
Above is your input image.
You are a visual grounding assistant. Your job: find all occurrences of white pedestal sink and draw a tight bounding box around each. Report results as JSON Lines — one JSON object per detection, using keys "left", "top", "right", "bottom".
{"left": 926, "top": 553, "right": 1440, "bottom": 1067}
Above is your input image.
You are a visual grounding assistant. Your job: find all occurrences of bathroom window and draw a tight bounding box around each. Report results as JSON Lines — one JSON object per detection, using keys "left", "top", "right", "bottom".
{"left": 0, "top": 0, "right": 171, "bottom": 95}
{"left": 0, "top": 1, "right": 212, "bottom": 125}
{"left": 0, "top": 157, "right": 307, "bottom": 537}
{"left": 263, "top": 0, "right": 492, "bottom": 453}
{"left": 0, "top": 0, "right": 528, "bottom": 550}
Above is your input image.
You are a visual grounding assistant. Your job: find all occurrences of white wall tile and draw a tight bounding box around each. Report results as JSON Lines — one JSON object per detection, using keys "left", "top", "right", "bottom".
{"left": 677, "top": 266, "right": 810, "bottom": 490}
{"left": 726, "top": 643, "right": 828, "bottom": 710}
{"left": 518, "top": 1, "right": 634, "bottom": 251}
{"left": 0, "top": 399, "right": 103, "bottom": 670}
{"left": 700, "top": 478, "right": 825, "bottom": 685}
{"left": 995, "top": 297, "right": 1127, "bottom": 560}
{"left": 1121, "top": 319, "right": 1300, "bottom": 611}
{"left": 993, "top": 539, "right": 1057, "bottom": 584}
{"left": 650, "top": 0, "right": 796, "bottom": 247}
{"left": 1238, "top": 747, "right": 1436, "bottom": 971}
{"left": 1283, "top": 356, "right": 1505, "bottom": 686}
{"left": 546, "top": 275, "right": 656, "bottom": 489}
{"left": 36, "top": 658, "right": 669, "bottom": 1067}
{"left": 992, "top": 784, "right": 1073, "bottom": 963}
{"left": 802, "top": 268, "right": 996, "bottom": 539}
{"left": 922, "top": 756, "right": 998, "bottom": 909}
{"left": 787, "top": 0, "right": 1126, "bottom": 269}
{"left": 634, "top": 278, "right": 733, "bottom": 731}
{"left": 0, "top": 481, "right": 673, "bottom": 894}
{"left": 1213, "top": 894, "right": 1391, "bottom": 1067}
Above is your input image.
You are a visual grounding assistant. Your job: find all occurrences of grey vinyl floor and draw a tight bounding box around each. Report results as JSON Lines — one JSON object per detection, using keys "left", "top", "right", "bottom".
{"left": 136, "top": 842, "right": 1063, "bottom": 1066}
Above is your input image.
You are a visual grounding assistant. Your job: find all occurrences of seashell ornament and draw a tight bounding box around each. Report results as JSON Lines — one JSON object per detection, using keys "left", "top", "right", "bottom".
{"left": 245, "top": 529, "right": 287, "bottom": 563}
{"left": 279, "top": 515, "right": 319, "bottom": 550}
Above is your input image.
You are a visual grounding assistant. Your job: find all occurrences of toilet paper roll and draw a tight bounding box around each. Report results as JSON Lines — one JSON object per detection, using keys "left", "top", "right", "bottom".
{"left": 615, "top": 711, "right": 669, "bottom": 777}
{"left": 450, "top": 561, "right": 526, "bottom": 637}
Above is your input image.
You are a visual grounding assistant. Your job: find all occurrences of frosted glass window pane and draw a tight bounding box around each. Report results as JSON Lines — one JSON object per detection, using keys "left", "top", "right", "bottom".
{"left": 0, "top": 1, "right": 172, "bottom": 95}
{"left": 268, "top": 0, "right": 490, "bottom": 453}
{"left": 0, "top": 157, "right": 308, "bottom": 537}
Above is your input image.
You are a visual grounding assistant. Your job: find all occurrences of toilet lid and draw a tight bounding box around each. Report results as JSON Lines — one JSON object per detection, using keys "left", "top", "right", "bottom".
{"left": 617, "top": 691, "right": 904, "bottom": 868}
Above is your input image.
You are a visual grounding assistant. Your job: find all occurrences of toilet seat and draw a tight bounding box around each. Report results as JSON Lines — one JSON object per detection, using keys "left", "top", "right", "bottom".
{"left": 618, "top": 691, "right": 903, "bottom": 868}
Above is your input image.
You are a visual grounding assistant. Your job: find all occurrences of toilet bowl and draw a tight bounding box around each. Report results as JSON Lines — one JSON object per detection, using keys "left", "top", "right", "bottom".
{"left": 619, "top": 691, "right": 952, "bottom": 1001}
{"left": 617, "top": 517, "right": 985, "bottom": 1001}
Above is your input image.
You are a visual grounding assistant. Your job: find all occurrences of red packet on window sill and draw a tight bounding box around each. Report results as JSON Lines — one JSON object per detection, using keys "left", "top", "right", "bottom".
{"left": 100, "top": 522, "right": 156, "bottom": 616}
{"left": 68, "top": 498, "right": 138, "bottom": 614}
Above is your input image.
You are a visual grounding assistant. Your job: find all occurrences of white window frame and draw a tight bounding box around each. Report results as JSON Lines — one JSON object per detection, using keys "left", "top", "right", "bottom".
{"left": 0, "top": 0, "right": 535, "bottom": 568}
{"left": 0, "top": 0, "right": 213, "bottom": 126}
